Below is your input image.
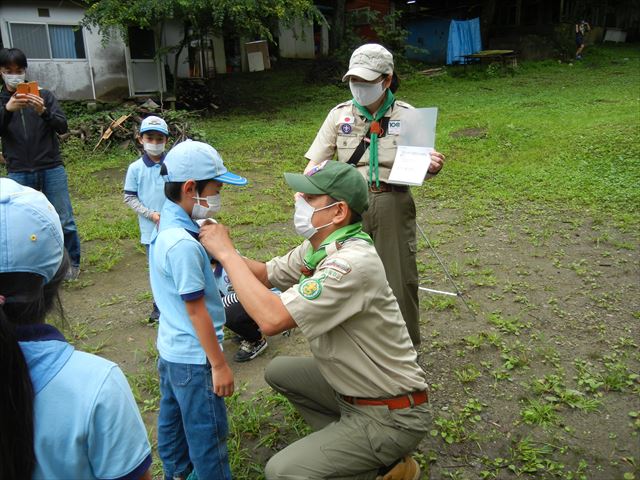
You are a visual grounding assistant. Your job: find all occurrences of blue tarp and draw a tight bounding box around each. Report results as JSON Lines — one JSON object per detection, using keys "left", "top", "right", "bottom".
{"left": 446, "top": 18, "right": 482, "bottom": 65}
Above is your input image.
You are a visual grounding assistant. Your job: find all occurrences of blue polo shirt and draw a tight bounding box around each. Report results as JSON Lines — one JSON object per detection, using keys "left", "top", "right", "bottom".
{"left": 18, "top": 324, "right": 151, "bottom": 480}
{"left": 124, "top": 153, "right": 166, "bottom": 245}
{"left": 149, "top": 200, "right": 226, "bottom": 364}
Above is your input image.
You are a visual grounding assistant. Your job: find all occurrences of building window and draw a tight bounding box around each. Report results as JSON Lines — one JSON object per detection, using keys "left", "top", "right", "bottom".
{"left": 9, "top": 23, "right": 86, "bottom": 60}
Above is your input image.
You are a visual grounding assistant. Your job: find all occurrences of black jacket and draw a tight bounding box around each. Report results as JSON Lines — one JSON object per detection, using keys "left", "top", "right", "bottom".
{"left": 0, "top": 87, "right": 68, "bottom": 173}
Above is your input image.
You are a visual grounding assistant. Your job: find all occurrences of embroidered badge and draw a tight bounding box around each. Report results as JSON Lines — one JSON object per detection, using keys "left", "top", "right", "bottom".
{"left": 323, "top": 269, "right": 344, "bottom": 282}
{"left": 319, "top": 258, "right": 352, "bottom": 276}
{"left": 299, "top": 278, "right": 323, "bottom": 300}
{"left": 340, "top": 123, "right": 352, "bottom": 134}
{"left": 388, "top": 120, "right": 401, "bottom": 135}
{"left": 306, "top": 160, "right": 329, "bottom": 177}
{"left": 341, "top": 115, "right": 355, "bottom": 124}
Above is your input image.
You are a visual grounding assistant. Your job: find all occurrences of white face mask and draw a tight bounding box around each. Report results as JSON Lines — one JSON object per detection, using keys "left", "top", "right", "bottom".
{"left": 143, "top": 142, "right": 165, "bottom": 157}
{"left": 350, "top": 79, "right": 385, "bottom": 107}
{"left": 192, "top": 194, "right": 221, "bottom": 220}
{"left": 2, "top": 73, "right": 26, "bottom": 90}
{"left": 293, "top": 197, "right": 337, "bottom": 239}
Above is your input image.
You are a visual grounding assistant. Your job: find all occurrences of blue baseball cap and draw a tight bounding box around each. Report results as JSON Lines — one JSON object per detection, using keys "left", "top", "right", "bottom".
{"left": 0, "top": 179, "right": 64, "bottom": 284}
{"left": 140, "top": 115, "right": 169, "bottom": 136}
{"left": 162, "top": 140, "right": 247, "bottom": 185}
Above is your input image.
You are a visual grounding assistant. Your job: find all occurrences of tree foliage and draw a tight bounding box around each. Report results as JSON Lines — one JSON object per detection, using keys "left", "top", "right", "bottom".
{"left": 81, "top": 0, "right": 322, "bottom": 43}
{"left": 80, "top": 0, "right": 322, "bottom": 98}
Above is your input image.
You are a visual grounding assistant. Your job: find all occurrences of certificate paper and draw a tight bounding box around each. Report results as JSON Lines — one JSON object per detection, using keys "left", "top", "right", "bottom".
{"left": 387, "top": 146, "right": 433, "bottom": 186}
{"left": 388, "top": 107, "right": 438, "bottom": 186}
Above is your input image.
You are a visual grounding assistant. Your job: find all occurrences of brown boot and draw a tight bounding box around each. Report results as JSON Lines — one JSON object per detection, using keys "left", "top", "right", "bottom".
{"left": 376, "top": 456, "right": 421, "bottom": 480}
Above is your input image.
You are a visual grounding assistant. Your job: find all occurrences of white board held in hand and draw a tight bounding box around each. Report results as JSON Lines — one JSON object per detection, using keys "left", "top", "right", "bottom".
{"left": 387, "top": 108, "right": 438, "bottom": 187}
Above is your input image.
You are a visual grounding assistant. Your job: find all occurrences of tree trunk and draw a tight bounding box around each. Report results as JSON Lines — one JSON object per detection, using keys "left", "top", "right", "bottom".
{"left": 172, "top": 24, "right": 189, "bottom": 102}
{"left": 481, "top": 0, "right": 497, "bottom": 48}
{"left": 330, "top": 0, "right": 346, "bottom": 51}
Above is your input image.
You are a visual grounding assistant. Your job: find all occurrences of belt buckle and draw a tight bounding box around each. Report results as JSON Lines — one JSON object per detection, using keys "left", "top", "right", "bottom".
{"left": 369, "top": 183, "right": 386, "bottom": 193}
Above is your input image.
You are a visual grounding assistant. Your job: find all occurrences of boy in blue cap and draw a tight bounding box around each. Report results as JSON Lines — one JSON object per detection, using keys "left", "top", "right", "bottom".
{"left": 150, "top": 139, "right": 247, "bottom": 479}
{"left": 124, "top": 115, "right": 170, "bottom": 323}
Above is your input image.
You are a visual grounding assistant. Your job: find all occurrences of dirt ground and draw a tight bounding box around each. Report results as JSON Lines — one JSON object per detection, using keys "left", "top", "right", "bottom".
{"left": 59, "top": 198, "right": 639, "bottom": 479}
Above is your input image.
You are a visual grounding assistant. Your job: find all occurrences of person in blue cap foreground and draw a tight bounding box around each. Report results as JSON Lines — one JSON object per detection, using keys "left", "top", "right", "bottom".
{"left": 200, "top": 160, "right": 430, "bottom": 480}
{"left": 150, "top": 140, "right": 247, "bottom": 479}
{"left": 0, "top": 178, "right": 151, "bottom": 479}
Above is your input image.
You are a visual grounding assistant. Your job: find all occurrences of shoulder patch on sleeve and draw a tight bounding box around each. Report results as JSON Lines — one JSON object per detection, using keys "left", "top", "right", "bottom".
{"left": 319, "top": 258, "right": 352, "bottom": 276}
{"left": 332, "top": 100, "right": 353, "bottom": 111}
{"left": 298, "top": 277, "right": 323, "bottom": 300}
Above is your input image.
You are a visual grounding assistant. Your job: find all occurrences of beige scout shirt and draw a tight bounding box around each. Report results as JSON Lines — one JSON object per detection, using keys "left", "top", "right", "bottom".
{"left": 266, "top": 237, "right": 428, "bottom": 398}
{"left": 305, "top": 99, "right": 414, "bottom": 183}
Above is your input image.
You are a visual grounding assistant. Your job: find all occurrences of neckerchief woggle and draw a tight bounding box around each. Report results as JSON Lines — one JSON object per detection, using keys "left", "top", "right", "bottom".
{"left": 352, "top": 89, "right": 396, "bottom": 187}
{"left": 300, "top": 222, "right": 372, "bottom": 280}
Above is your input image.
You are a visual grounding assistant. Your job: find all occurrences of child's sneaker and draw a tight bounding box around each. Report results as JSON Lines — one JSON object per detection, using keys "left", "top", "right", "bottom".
{"left": 234, "top": 337, "right": 268, "bottom": 362}
{"left": 64, "top": 265, "right": 80, "bottom": 281}
{"left": 147, "top": 303, "right": 160, "bottom": 325}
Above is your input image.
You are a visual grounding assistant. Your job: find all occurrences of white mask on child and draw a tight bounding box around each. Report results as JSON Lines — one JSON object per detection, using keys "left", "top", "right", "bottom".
{"left": 2, "top": 73, "right": 26, "bottom": 89}
{"left": 192, "top": 194, "right": 221, "bottom": 220}
{"left": 143, "top": 142, "right": 165, "bottom": 157}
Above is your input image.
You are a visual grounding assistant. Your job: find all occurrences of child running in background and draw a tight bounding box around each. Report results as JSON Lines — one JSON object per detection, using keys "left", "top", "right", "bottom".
{"left": 0, "top": 178, "right": 151, "bottom": 479}
{"left": 150, "top": 140, "right": 247, "bottom": 479}
{"left": 124, "top": 115, "right": 169, "bottom": 323}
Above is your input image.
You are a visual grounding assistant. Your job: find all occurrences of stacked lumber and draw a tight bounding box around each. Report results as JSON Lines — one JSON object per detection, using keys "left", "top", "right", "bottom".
{"left": 60, "top": 100, "right": 204, "bottom": 152}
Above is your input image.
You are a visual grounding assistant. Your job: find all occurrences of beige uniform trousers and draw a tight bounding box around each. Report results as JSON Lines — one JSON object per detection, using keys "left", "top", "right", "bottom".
{"left": 362, "top": 189, "right": 421, "bottom": 346}
{"left": 264, "top": 357, "right": 430, "bottom": 480}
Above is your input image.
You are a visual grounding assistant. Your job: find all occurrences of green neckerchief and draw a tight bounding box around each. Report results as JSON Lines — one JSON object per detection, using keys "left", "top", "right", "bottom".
{"left": 300, "top": 222, "right": 372, "bottom": 280}
{"left": 352, "top": 89, "right": 396, "bottom": 187}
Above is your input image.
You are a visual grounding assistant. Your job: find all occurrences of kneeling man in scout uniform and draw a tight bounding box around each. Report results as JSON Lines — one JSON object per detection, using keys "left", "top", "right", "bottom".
{"left": 199, "top": 160, "right": 430, "bottom": 480}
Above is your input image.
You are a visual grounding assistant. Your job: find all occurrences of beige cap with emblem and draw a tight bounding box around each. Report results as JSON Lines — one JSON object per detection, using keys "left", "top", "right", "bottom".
{"left": 342, "top": 44, "right": 394, "bottom": 82}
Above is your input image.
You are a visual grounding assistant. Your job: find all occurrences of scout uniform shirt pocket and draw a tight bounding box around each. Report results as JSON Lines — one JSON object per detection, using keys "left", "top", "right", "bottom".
{"left": 336, "top": 134, "right": 361, "bottom": 162}
{"left": 376, "top": 133, "right": 399, "bottom": 172}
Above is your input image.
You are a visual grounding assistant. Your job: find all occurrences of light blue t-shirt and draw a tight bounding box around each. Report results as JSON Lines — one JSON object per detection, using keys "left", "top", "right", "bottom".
{"left": 150, "top": 200, "right": 226, "bottom": 364}
{"left": 124, "top": 153, "right": 166, "bottom": 245}
{"left": 18, "top": 324, "right": 151, "bottom": 480}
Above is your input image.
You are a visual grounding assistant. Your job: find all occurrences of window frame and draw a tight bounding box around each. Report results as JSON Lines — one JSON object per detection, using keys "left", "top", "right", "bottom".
{"left": 8, "top": 20, "right": 88, "bottom": 62}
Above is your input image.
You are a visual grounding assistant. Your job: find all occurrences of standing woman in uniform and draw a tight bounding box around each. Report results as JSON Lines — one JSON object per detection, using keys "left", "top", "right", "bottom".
{"left": 0, "top": 178, "right": 152, "bottom": 479}
{"left": 304, "top": 43, "right": 445, "bottom": 346}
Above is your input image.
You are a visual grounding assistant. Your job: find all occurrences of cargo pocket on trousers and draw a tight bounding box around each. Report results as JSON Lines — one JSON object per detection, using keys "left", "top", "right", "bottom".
{"left": 365, "top": 419, "right": 424, "bottom": 466}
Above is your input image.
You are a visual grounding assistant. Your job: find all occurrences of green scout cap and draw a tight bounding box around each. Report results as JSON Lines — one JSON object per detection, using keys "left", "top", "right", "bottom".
{"left": 284, "top": 160, "right": 369, "bottom": 214}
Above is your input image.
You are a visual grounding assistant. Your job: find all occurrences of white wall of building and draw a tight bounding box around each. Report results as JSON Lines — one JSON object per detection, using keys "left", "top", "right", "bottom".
{"left": 0, "top": 0, "right": 128, "bottom": 100}
{"left": 163, "top": 20, "right": 190, "bottom": 79}
{"left": 278, "top": 19, "right": 315, "bottom": 59}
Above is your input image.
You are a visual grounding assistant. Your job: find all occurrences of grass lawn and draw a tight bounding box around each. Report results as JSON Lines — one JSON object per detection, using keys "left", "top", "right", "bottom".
{"left": 33, "top": 43, "right": 640, "bottom": 479}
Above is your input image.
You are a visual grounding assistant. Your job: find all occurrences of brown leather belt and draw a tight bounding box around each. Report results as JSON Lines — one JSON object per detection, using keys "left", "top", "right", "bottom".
{"left": 341, "top": 391, "right": 428, "bottom": 410}
{"left": 369, "top": 181, "right": 409, "bottom": 193}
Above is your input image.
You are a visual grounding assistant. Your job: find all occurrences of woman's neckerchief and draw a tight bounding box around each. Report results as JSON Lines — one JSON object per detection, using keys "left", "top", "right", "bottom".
{"left": 300, "top": 222, "right": 373, "bottom": 280}
{"left": 352, "top": 89, "right": 396, "bottom": 187}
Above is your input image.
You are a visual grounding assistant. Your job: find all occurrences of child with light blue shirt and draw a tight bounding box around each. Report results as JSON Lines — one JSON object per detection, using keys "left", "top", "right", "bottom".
{"left": 149, "top": 140, "right": 247, "bottom": 479}
{"left": 0, "top": 178, "right": 151, "bottom": 480}
{"left": 124, "top": 115, "right": 169, "bottom": 323}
